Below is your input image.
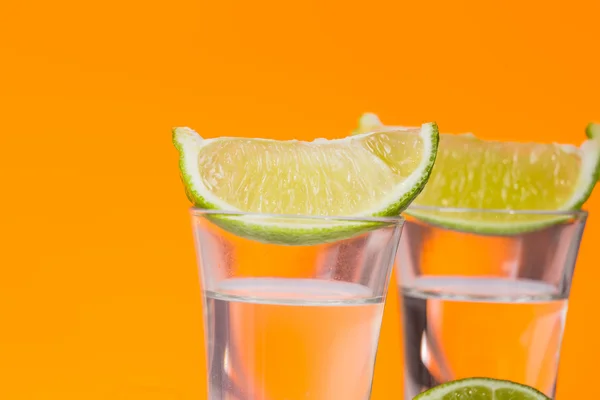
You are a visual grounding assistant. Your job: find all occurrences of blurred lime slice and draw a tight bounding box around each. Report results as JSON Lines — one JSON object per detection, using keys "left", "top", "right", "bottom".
{"left": 354, "top": 113, "right": 600, "bottom": 234}
{"left": 586, "top": 122, "right": 600, "bottom": 139}
{"left": 414, "top": 378, "right": 550, "bottom": 400}
{"left": 173, "top": 123, "right": 439, "bottom": 244}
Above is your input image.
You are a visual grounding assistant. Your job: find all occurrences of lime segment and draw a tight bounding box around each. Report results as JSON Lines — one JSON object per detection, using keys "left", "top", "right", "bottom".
{"left": 173, "top": 123, "right": 439, "bottom": 244}
{"left": 353, "top": 113, "right": 600, "bottom": 234}
{"left": 414, "top": 378, "right": 550, "bottom": 400}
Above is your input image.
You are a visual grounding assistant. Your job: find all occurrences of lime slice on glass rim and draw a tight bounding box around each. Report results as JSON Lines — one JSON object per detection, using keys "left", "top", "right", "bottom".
{"left": 353, "top": 113, "right": 600, "bottom": 234}
{"left": 414, "top": 378, "right": 550, "bottom": 400}
{"left": 173, "top": 123, "right": 439, "bottom": 245}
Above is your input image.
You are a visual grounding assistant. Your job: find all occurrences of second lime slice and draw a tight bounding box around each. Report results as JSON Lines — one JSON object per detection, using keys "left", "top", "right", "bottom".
{"left": 354, "top": 113, "right": 600, "bottom": 234}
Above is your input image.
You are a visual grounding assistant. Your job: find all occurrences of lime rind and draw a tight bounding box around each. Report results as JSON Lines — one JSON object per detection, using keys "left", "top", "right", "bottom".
{"left": 563, "top": 137, "right": 600, "bottom": 209}
{"left": 585, "top": 122, "right": 600, "bottom": 183}
{"left": 414, "top": 377, "right": 550, "bottom": 400}
{"left": 404, "top": 209, "right": 577, "bottom": 236}
{"left": 172, "top": 127, "right": 217, "bottom": 208}
{"left": 174, "top": 124, "right": 438, "bottom": 245}
{"left": 204, "top": 214, "right": 393, "bottom": 246}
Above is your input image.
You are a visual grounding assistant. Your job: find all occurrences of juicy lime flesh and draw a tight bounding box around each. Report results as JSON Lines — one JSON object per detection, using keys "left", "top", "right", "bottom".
{"left": 196, "top": 130, "right": 424, "bottom": 215}
{"left": 441, "top": 386, "right": 492, "bottom": 399}
{"left": 437, "top": 386, "right": 539, "bottom": 400}
{"left": 495, "top": 389, "right": 540, "bottom": 400}
{"left": 413, "top": 135, "right": 582, "bottom": 210}
{"left": 417, "top": 379, "right": 549, "bottom": 400}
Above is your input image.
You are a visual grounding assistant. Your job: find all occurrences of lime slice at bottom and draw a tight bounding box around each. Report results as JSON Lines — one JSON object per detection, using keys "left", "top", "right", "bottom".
{"left": 415, "top": 378, "right": 550, "bottom": 400}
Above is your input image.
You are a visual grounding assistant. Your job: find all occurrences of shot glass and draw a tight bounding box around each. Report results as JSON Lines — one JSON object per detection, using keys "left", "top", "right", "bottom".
{"left": 396, "top": 206, "right": 587, "bottom": 398}
{"left": 190, "top": 209, "right": 404, "bottom": 400}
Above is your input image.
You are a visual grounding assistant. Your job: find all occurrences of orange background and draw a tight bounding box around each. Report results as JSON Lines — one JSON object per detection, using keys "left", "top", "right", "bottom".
{"left": 1, "top": 0, "right": 599, "bottom": 398}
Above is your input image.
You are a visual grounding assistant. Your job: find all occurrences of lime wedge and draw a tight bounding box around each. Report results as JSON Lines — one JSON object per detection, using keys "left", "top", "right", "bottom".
{"left": 353, "top": 113, "right": 600, "bottom": 234}
{"left": 173, "top": 124, "right": 439, "bottom": 244}
{"left": 414, "top": 378, "right": 550, "bottom": 400}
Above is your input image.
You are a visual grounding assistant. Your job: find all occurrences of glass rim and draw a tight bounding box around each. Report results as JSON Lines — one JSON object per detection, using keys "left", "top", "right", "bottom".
{"left": 189, "top": 207, "right": 405, "bottom": 224}
{"left": 407, "top": 204, "right": 588, "bottom": 218}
